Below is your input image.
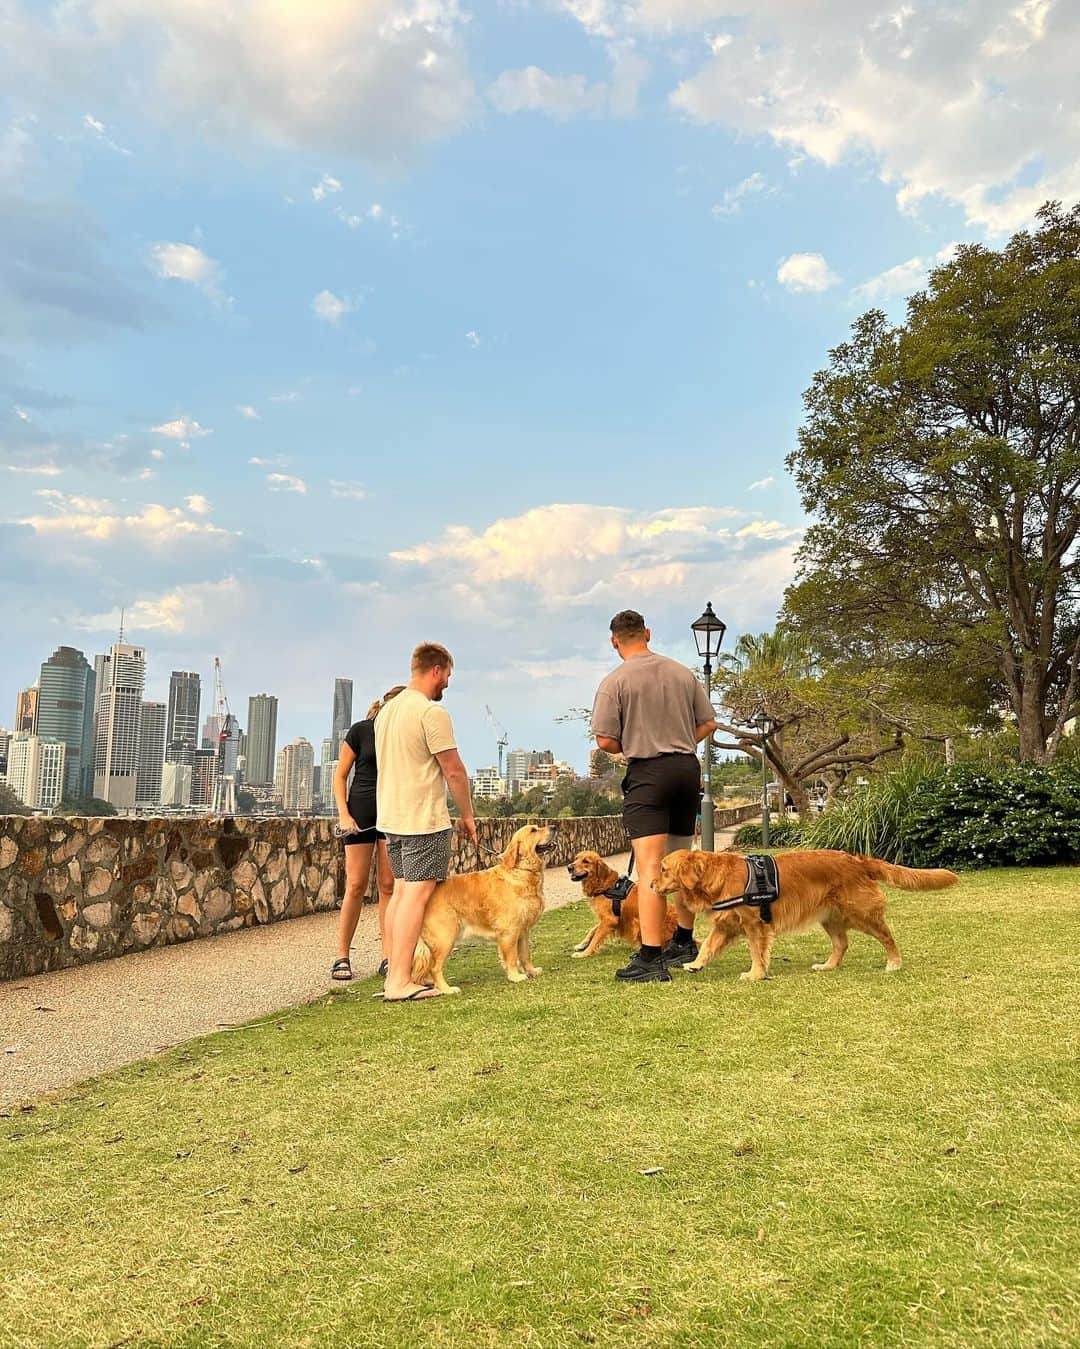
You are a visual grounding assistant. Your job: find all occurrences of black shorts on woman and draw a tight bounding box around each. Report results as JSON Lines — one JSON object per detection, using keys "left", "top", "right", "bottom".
{"left": 342, "top": 718, "right": 385, "bottom": 845}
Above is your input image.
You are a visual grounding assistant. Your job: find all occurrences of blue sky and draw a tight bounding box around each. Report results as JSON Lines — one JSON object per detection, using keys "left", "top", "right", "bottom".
{"left": 2, "top": 0, "right": 1077, "bottom": 770}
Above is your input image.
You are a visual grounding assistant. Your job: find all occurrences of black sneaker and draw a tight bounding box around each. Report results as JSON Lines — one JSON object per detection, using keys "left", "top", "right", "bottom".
{"left": 661, "top": 935, "right": 699, "bottom": 969}
{"left": 614, "top": 950, "right": 672, "bottom": 983}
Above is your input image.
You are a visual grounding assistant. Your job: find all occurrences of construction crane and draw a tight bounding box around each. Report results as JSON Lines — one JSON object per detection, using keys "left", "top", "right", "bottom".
{"left": 211, "top": 655, "right": 239, "bottom": 815}
{"left": 484, "top": 704, "right": 510, "bottom": 779}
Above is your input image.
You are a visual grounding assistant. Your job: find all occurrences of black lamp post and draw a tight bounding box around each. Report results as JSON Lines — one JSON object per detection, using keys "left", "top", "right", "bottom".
{"left": 691, "top": 602, "right": 726, "bottom": 851}
{"left": 753, "top": 711, "right": 771, "bottom": 848}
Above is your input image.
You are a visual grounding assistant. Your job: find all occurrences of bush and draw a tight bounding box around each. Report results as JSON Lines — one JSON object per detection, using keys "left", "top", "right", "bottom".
{"left": 732, "top": 819, "right": 804, "bottom": 849}
{"left": 805, "top": 760, "right": 1080, "bottom": 869}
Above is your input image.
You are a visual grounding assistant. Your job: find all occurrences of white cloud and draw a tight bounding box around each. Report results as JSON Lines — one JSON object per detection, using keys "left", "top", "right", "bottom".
{"left": 312, "top": 290, "right": 353, "bottom": 324}
{"left": 4, "top": 462, "right": 63, "bottom": 476}
{"left": 266, "top": 472, "right": 307, "bottom": 494}
{"left": 13, "top": 406, "right": 30, "bottom": 421}
{"left": 77, "top": 577, "right": 243, "bottom": 634}
{"left": 465, "top": 330, "right": 480, "bottom": 347}
{"left": 33, "top": 0, "right": 475, "bottom": 163}
{"left": 151, "top": 416, "right": 211, "bottom": 442}
{"left": 149, "top": 241, "right": 230, "bottom": 306}
{"left": 82, "top": 111, "right": 131, "bottom": 156}
{"left": 16, "top": 496, "right": 233, "bottom": 544}
{"left": 489, "top": 44, "right": 648, "bottom": 121}
{"left": 667, "top": 0, "right": 1080, "bottom": 232}
{"left": 712, "top": 171, "right": 772, "bottom": 218}
{"left": 185, "top": 493, "right": 211, "bottom": 515}
{"left": 235, "top": 404, "right": 260, "bottom": 420}
{"left": 853, "top": 242, "right": 960, "bottom": 302}
{"left": 747, "top": 476, "right": 774, "bottom": 491}
{"left": 312, "top": 174, "right": 342, "bottom": 201}
{"left": 777, "top": 252, "right": 839, "bottom": 293}
{"left": 329, "top": 480, "right": 368, "bottom": 500}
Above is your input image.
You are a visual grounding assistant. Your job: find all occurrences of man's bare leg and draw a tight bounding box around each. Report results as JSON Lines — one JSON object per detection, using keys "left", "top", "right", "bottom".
{"left": 633, "top": 833, "right": 671, "bottom": 946}
{"left": 383, "top": 878, "right": 440, "bottom": 1000}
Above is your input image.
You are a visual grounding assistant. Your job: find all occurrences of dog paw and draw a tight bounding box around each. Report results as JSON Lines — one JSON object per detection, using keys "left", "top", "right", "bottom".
{"left": 811, "top": 962, "right": 834, "bottom": 972}
{"left": 571, "top": 950, "right": 590, "bottom": 959}
{"left": 885, "top": 960, "right": 902, "bottom": 973}
{"left": 441, "top": 986, "right": 462, "bottom": 995}
{"left": 525, "top": 967, "right": 543, "bottom": 978}
{"left": 738, "top": 970, "right": 765, "bottom": 982}
{"left": 683, "top": 961, "right": 703, "bottom": 973}
{"left": 506, "top": 971, "right": 529, "bottom": 983}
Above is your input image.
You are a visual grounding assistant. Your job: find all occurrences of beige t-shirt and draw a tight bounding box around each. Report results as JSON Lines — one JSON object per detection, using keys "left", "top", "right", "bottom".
{"left": 374, "top": 688, "right": 457, "bottom": 835}
{"left": 591, "top": 652, "right": 714, "bottom": 760}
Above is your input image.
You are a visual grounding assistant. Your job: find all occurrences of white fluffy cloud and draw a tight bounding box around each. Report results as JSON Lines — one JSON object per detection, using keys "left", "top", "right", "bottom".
{"left": 151, "top": 416, "right": 211, "bottom": 442}
{"left": 712, "top": 171, "right": 772, "bottom": 218}
{"left": 489, "top": 45, "right": 648, "bottom": 120}
{"left": 77, "top": 577, "right": 244, "bottom": 633}
{"left": 28, "top": 0, "right": 475, "bottom": 162}
{"left": 329, "top": 480, "right": 367, "bottom": 500}
{"left": 777, "top": 253, "right": 839, "bottom": 294}
{"left": 666, "top": 0, "right": 1080, "bottom": 232}
{"left": 235, "top": 404, "right": 260, "bottom": 420}
{"left": 266, "top": 472, "right": 306, "bottom": 494}
{"left": 16, "top": 494, "right": 232, "bottom": 544}
{"left": 149, "top": 241, "right": 229, "bottom": 306}
{"left": 853, "top": 242, "right": 960, "bottom": 302}
{"left": 312, "top": 290, "right": 353, "bottom": 324}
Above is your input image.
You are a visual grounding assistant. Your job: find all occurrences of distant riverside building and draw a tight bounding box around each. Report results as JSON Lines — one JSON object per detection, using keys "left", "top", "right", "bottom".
{"left": 36, "top": 645, "right": 96, "bottom": 799}
{"left": 165, "top": 671, "right": 201, "bottom": 764}
{"left": 281, "top": 738, "right": 315, "bottom": 812}
{"left": 472, "top": 767, "right": 506, "bottom": 801}
{"left": 93, "top": 642, "right": 146, "bottom": 809}
{"left": 331, "top": 678, "right": 353, "bottom": 753}
{"left": 201, "top": 714, "right": 221, "bottom": 749}
{"left": 0, "top": 727, "right": 10, "bottom": 775}
{"left": 7, "top": 733, "right": 66, "bottom": 811}
{"left": 246, "top": 694, "right": 278, "bottom": 786}
{"left": 191, "top": 748, "right": 219, "bottom": 809}
{"left": 320, "top": 736, "right": 337, "bottom": 803}
{"left": 506, "top": 748, "right": 555, "bottom": 794}
{"left": 14, "top": 687, "right": 38, "bottom": 734}
{"left": 161, "top": 761, "right": 192, "bottom": 808}
{"left": 136, "top": 702, "right": 167, "bottom": 807}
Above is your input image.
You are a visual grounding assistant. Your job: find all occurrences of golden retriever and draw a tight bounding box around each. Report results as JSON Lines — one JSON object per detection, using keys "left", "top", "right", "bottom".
{"left": 412, "top": 824, "right": 554, "bottom": 994}
{"left": 655, "top": 848, "right": 959, "bottom": 981}
{"left": 566, "top": 850, "right": 677, "bottom": 957}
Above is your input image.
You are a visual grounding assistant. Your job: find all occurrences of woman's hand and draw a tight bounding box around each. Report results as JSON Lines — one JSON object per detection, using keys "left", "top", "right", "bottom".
{"left": 337, "top": 813, "right": 360, "bottom": 836}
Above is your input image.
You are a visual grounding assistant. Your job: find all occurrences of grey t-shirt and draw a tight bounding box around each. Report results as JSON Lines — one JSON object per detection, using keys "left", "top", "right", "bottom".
{"left": 591, "top": 652, "right": 714, "bottom": 760}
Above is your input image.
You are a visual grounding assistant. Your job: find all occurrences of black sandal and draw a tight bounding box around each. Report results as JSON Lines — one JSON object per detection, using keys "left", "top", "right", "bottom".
{"left": 377, "top": 958, "right": 388, "bottom": 977}
{"left": 331, "top": 957, "right": 353, "bottom": 982}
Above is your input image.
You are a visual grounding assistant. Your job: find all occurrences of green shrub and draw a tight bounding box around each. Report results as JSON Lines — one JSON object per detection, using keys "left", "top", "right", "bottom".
{"left": 805, "top": 760, "right": 1080, "bottom": 869}
{"left": 732, "top": 819, "right": 804, "bottom": 849}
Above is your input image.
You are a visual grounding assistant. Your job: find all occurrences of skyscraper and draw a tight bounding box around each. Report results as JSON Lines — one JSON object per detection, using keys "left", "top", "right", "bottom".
{"left": 93, "top": 642, "right": 146, "bottom": 809}
{"left": 201, "top": 714, "right": 221, "bottom": 749}
{"left": 36, "top": 645, "right": 96, "bottom": 799}
{"left": 246, "top": 694, "right": 278, "bottom": 786}
{"left": 191, "top": 747, "right": 219, "bottom": 808}
{"left": 281, "top": 738, "right": 315, "bottom": 812}
{"left": 14, "top": 687, "right": 38, "bottom": 734}
{"left": 161, "top": 761, "right": 192, "bottom": 807}
{"left": 7, "top": 733, "right": 66, "bottom": 810}
{"left": 331, "top": 677, "right": 353, "bottom": 753}
{"left": 136, "top": 701, "right": 167, "bottom": 808}
{"left": 165, "top": 671, "right": 201, "bottom": 765}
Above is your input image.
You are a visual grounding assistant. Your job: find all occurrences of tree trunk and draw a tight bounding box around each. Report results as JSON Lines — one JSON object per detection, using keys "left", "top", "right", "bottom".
{"left": 1017, "top": 664, "right": 1050, "bottom": 764}
{"left": 769, "top": 755, "right": 812, "bottom": 822}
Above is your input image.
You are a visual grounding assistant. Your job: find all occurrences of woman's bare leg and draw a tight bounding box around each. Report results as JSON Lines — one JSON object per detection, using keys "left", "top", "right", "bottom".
{"left": 375, "top": 840, "right": 394, "bottom": 961}
{"left": 337, "top": 842, "right": 375, "bottom": 961}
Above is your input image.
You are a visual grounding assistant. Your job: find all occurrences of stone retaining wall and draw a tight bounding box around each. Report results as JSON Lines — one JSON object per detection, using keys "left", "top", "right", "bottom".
{"left": 0, "top": 815, "right": 629, "bottom": 981}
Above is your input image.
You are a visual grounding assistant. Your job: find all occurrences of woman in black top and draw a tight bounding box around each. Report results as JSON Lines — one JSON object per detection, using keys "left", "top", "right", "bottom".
{"left": 330, "top": 685, "right": 404, "bottom": 981}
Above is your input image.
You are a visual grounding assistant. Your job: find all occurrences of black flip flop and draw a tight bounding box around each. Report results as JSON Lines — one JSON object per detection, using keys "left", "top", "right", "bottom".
{"left": 383, "top": 987, "right": 441, "bottom": 1003}
{"left": 330, "top": 957, "right": 353, "bottom": 982}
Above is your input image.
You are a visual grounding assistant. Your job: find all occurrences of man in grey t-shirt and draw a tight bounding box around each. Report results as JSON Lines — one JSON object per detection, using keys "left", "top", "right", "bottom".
{"left": 591, "top": 609, "right": 718, "bottom": 982}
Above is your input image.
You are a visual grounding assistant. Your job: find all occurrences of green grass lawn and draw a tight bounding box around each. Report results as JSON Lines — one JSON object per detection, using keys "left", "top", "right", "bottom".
{"left": 3, "top": 868, "right": 1079, "bottom": 1349}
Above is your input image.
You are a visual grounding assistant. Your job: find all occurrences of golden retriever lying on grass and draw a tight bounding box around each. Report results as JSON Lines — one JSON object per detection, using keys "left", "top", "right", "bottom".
{"left": 412, "top": 824, "right": 553, "bottom": 994}
{"left": 566, "top": 850, "right": 677, "bottom": 957}
{"left": 655, "top": 848, "right": 959, "bottom": 981}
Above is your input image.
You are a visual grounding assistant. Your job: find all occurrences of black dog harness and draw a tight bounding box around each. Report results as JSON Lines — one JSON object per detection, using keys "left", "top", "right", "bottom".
{"left": 710, "top": 853, "right": 780, "bottom": 924}
{"left": 601, "top": 846, "right": 636, "bottom": 917}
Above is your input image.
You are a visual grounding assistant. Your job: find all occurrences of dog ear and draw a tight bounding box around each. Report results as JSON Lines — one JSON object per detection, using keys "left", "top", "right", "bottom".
{"left": 502, "top": 832, "right": 522, "bottom": 868}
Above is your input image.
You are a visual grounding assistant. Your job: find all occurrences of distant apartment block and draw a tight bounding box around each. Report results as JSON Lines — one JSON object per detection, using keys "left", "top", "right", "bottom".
{"left": 7, "top": 733, "right": 66, "bottom": 811}
{"left": 246, "top": 694, "right": 278, "bottom": 786}
{"left": 93, "top": 642, "right": 146, "bottom": 809}
{"left": 136, "top": 701, "right": 167, "bottom": 808}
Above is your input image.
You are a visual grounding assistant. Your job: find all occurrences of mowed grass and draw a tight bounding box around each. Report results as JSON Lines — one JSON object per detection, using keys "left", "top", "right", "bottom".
{"left": 2, "top": 868, "right": 1079, "bottom": 1349}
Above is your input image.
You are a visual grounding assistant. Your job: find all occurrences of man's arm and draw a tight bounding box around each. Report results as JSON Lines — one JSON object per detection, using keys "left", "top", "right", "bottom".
{"left": 435, "top": 747, "right": 478, "bottom": 843}
{"left": 694, "top": 719, "right": 718, "bottom": 744}
{"left": 595, "top": 734, "right": 623, "bottom": 754}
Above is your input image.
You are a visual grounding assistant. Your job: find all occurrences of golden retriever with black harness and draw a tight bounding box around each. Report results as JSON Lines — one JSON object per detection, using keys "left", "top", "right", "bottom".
{"left": 655, "top": 848, "right": 958, "bottom": 981}
{"left": 412, "top": 824, "right": 554, "bottom": 994}
{"left": 566, "top": 850, "right": 677, "bottom": 957}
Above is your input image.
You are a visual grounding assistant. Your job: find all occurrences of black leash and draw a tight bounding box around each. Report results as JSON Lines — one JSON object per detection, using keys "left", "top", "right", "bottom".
{"left": 710, "top": 853, "right": 780, "bottom": 924}
{"left": 601, "top": 845, "right": 636, "bottom": 917}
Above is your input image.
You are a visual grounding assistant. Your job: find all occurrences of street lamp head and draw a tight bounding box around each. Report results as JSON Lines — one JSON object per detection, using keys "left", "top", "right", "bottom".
{"left": 691, "top": 602, "right": 727, "bottom": 659}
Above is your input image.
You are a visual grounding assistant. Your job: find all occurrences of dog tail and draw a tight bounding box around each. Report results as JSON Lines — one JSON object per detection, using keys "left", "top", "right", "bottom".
{"left": 862, "top": 858, "right": 959, "bottom": 891}
{"left": 411, "top": 939, "right": 434, "bottom": 984}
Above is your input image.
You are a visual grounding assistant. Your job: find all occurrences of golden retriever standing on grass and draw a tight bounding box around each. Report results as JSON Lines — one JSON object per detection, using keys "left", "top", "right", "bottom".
{"left": 412, "top": 824, "right": 554, "bottom": 994}
{"left": 655, "top": 848, "right": 959, "bottom": 981}
{"left": 566, "top": 850, "right": 677, "bottom": 957}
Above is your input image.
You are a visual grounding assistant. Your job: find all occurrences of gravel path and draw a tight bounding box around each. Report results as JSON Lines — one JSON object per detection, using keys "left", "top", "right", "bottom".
{"left": 0, "top": 851, "right": 630, "bottom": 1107}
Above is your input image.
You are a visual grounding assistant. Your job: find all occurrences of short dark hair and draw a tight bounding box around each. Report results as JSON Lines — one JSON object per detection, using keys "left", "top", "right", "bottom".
{"left": 412, "top": 642, "right": 454, "bottom": 674}
{"left": 609, "top": 610, "right": 647, "bottom": 641}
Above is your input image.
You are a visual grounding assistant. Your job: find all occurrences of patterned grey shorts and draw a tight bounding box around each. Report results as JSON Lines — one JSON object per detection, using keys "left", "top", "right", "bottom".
{"left": 384, "top": 829, "right": 453, "bottom": 883}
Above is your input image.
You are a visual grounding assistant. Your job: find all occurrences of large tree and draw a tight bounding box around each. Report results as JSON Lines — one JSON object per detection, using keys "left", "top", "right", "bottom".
{"left": 785, "top": 202, "right": 1080, "bottom": 762}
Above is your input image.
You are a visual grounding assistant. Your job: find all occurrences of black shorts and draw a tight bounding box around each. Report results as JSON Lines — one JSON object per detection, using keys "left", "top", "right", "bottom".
{"left": 342, "top": 794, "right": 384, "bottom": 846}
{"left": 622, "top": 753, "right": 701, "bottom": 840}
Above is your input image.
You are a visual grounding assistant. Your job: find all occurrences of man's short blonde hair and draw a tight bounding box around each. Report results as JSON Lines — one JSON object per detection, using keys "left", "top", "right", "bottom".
{"left": 412, "top": 642, "right": 454, "bottom": 674}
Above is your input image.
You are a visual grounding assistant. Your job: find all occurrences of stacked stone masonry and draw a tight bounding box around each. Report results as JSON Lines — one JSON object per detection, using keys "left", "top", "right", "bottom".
{"left": 0, "top": 814, "right": 642, "bottom": 981}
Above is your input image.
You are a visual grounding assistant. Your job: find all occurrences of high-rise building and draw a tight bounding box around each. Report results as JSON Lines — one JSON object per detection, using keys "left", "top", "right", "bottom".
{"left": 191, "top": 748, "right": 219, "bottom": 808}
{"left": 14, "top": 687, "right": 38, "bottom": 734}
{"left": 136, "top": 702, "right": 167, "bottom": 808}
{"left": 161, "top": 761, "right": 192, "bottom": 807}
{"left": 0, "top": 727, "right": 10, "bottom": 775}
{"left": 472, "top": 767, "right": 506, "bottom": 801}
{"left": 201, "top": 714, "right": 221, "bottom": 749}
{"left": 93, "top": 642, "right": 146, "bottom": 809}
{"left": 331, "top": 677, "right": 353, "bottom": 753}
{"left": 7, "top": 733, "right": 66, "bottom": 810}
{"left": 36, "top": 646, "right": 96, "bottom": 799}
{"left": 320, "top": 735, "right": 337, "bottom": 800}
{"left": 165, "top": 671, "right": 201, "bottom": 765}
{"left": 280, "top": 738, "right": 315, "bottom": 812}
{"left": 246, "top": 694, "right": 278, "bottom": 786}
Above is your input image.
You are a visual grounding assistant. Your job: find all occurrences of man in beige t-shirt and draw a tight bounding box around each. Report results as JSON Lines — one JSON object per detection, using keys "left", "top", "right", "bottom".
{"left": 375, "top": 642, "right": 478, "bottom": 1002}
